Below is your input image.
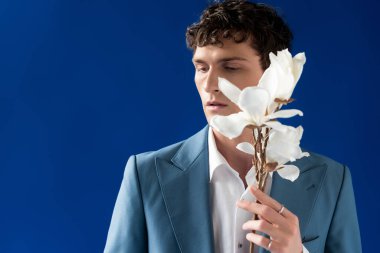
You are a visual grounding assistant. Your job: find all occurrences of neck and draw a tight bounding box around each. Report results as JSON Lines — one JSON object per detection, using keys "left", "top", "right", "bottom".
{"left": 212, "top": 127, "right": 254, "bottom": 179}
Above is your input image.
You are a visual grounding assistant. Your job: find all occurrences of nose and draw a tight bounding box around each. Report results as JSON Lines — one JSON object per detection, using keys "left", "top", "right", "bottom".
{"left": 203, "top": 69, "right": 220, "bottom": 93}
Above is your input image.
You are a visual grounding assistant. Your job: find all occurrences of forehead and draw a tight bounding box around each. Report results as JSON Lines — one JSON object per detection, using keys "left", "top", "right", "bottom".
{"left": 192, "top": 38, "right": 260, "bottom": 64}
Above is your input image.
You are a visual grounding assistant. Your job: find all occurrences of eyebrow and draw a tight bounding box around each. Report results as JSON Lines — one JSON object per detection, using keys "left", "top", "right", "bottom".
{"left": 192, "top": 56, "right": 248, "bottom": 64}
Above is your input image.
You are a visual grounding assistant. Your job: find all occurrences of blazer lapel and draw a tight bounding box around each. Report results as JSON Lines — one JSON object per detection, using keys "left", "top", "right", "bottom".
{"left": 156, "top": 125, "right": 214, "bottom": 253}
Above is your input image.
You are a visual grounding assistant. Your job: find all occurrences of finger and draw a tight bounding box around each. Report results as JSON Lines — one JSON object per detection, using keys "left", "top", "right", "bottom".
{"left": 237, "top": 200, "right": 289, "bottom": 231}
{"left": 250, "top": 185, "right": 293, "bottom": 219}
{"left": 257, "top": 214, "right": 270, "bottom": 223}
{"left": 242, "top": 219, "right": 281, "bottom": 239}
{"left": 250, "top": 186, "right": 299, "bottom": 226}
{"left": 246, "top": 233, "right": 279, "bottom": 252}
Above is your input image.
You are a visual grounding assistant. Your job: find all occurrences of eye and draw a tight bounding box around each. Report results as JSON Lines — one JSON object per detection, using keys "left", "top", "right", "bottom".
{"left": 195, "top": 66, "right": 208, "bottom": 72}
{"left": 224, "top": 65, "right": 240, "bottom": 71}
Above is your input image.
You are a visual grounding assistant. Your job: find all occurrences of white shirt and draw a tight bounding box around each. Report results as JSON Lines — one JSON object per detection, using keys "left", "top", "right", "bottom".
{"left": 208, "top": 127, "right": 309, "bottom": 253}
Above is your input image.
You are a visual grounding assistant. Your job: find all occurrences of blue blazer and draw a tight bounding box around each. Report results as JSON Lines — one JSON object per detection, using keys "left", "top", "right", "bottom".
{"left": 104, "top": 125, "right": 362, "bottom": 253}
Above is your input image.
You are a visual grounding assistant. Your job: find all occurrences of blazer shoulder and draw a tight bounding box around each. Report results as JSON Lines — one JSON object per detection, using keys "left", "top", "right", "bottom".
{"left": 134, "top": 140, "right": 184, "bottom": 169}
{"left": 305, "top": 149, "right": 349, "bottom": 182}
{"left": 130, "top": 126, "right": 209, "bottom": 174}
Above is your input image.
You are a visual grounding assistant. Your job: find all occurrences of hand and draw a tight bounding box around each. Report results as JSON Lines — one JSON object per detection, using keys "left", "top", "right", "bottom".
{"left": 236, "top": 185, "right": 303, "bottom": 253}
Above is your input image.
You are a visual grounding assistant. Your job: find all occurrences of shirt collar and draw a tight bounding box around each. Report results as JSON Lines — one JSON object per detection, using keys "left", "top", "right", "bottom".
{"left": 208, "top": 126, "right": 240, "bottom": 180}
{"left": 208, "top": 126, "right": 273, "bottom": 183}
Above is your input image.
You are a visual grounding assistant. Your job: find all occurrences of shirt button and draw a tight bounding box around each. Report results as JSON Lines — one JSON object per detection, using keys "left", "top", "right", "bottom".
{"left": 238, "top": 242, "right": 243, "bottom": 248}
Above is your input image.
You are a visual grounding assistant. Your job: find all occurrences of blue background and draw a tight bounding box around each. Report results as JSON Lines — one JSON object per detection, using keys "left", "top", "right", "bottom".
{"left": 1, "top": 0, "right": 378, "bottom": 252}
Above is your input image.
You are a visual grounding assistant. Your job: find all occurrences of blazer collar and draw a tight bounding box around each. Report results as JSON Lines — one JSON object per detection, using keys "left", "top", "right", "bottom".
{"left": 170, "top": 125, "right": 209, "bottom": 171}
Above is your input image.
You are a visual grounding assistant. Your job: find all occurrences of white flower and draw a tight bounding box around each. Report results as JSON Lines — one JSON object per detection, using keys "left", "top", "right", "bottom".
{"left": 210, "top": 49, "right": 308, "bottom": 182}
{"left": 210, "top": 77, "right": 303, "bottom": 139}
{"left": 259, "top": 49, "right": 306, "bottom": 113}
{"left": 236, "top": 125, "right": 310, "bottom": 182}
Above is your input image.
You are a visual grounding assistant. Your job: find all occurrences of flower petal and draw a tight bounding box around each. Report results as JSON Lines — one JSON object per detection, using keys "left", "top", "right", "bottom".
{"left": 210, "top": 112, "right": 250, "bottom": 139}
{"left": 258, "top": 63, "right": 278, "bottom": 100}
{"left": 294, "top": 151, "right": 310, "bottom": 161}
{"left": 265, "top": 125, "right": 308, "bottom": 165}
{"left": 236, "top": 142, "right": 255, "bottom": 155}
{"left": 272, "top": 59, "right": 295, "bottom": 100}
{"left": 267, "top": 109, "right": 303, "bottom": 120}
{"left": 292, "top": 52, "right": 306, "bottom": 85}
{"left": 265, "top": 121, "right": 288, "bottom": 132}
{"left": 295, "top": 125, "right": 304, "bottom": 139}
{"left": 269, "top": 49, "right": 306, "bottom": 100}
{"left": 267, "top": 102, "right": 279, "bottom": 115}
{"left": 279, "top": 49, "right": 293, "bottom": 66}
{"left": 271, "top": 49, "right": 291, "bottom": 68}
{"left": 238, "top": 87, "right": 270, "bottom": 120}
{"left": 218, "top": 77, "right": 241, "bottom": 105}
{"left": 277, "top": 165, "right": 300, "bottom": 182}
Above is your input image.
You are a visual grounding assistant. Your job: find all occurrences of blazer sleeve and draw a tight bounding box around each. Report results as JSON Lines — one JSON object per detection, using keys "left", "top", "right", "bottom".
{"left": 104, "top": 155, "right": 148, "bottom": 253}
{"left": 325, "top": 165, "right": 362, "bottom": 253}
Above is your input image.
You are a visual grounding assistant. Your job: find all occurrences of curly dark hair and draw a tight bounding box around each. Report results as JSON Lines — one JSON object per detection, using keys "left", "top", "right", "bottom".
{"left": 185, "top": 0, "right": 293, "bottom": 69}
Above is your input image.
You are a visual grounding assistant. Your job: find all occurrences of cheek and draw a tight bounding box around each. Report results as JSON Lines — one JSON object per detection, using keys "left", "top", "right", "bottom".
{"left": 197, "top": 89, "right": 207, "bottom": 103}
{"left": 248, "top": 71, "right": 264, "bottom": 86}
{"left": 230, "top": 70, "right": 264, "bottom": 88}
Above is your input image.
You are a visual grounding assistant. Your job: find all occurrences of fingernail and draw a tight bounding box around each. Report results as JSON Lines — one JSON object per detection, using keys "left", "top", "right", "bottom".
{"left": 251, "top": 185, "right": 257, "bottom": 191}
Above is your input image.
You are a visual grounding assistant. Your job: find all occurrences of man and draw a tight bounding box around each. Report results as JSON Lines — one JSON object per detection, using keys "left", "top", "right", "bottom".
{"left": 104, "top": 1, "right": 362, "bottom": 252}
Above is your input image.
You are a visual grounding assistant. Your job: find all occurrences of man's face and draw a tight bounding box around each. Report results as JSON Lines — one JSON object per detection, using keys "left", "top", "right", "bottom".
{"left": 192, "top": 38, "right": 264, "bottom": 124}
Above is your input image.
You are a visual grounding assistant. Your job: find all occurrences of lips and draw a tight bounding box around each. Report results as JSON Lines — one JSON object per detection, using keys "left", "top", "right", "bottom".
{"left": 206, "top": 100, "right": 228, "bottom": 112}
{"left": 206, "top": 100, "right": 227, "bottom": 106}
